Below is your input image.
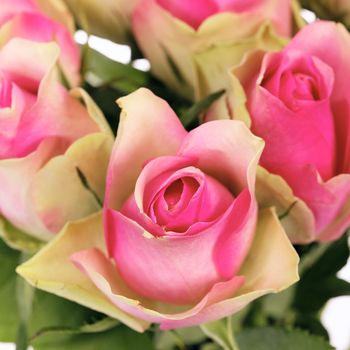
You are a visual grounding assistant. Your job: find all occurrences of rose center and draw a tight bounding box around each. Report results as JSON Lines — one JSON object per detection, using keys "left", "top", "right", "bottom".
{"left": 293, "top": 73, "right": 319, "bottom": 101}
{"left": 0, "top": 79, "right": 12, "bottom": 109}
{"left": 164, "top": 179, "right": 183, "bottom": 210}
{"left": 163, "top": 176, "right": 199, "bottom": 213}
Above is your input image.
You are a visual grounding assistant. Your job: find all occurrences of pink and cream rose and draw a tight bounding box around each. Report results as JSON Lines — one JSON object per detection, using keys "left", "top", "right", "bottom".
{"left": 63, "top": 0, "right": 140, "bottom": 44}
{"left": 0, "top": 0, "right": 80, "bottom": 86}
{"left": 16, "top": 88, "right": 299, "bottom": 330}
{"left": 132, "top": 0, "right": 291, "bottom": 99}
{"left": 0, "top": 39, "right": 112, "bottom": 243}
{"left": 219, "top": 21, "right": 350, "bottom": 243}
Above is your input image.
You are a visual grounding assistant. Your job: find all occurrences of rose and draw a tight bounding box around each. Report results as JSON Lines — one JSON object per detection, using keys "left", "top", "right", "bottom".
{"left": 0, "top": 38, "right": 113, "bottom": 245}
{"left": 132, "top": 0, "right": 292, "bottom": 99}
{"left": 216, "top": 21, "right": 350, "bottom": 243}
{"left": 0, "top": 0, "right": 80, "bottom": 87}
{"left": 62, "top": 0, "right": 140, "bottom": 44}
{"left": 17, "top": 88, "right": 299, "bottom": 331}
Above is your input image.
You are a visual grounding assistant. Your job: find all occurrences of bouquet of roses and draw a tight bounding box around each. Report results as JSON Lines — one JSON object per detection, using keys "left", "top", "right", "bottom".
{"left": 0, "top": 0, "right": 349, "bottom": 349}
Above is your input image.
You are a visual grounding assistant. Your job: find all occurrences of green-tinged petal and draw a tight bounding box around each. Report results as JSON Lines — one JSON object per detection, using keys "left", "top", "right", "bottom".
{"left": 0, "top": 217, "right": 45, "bottom": 253}
{"left": 237, "top": 207, "right": 299, "bottom": 295}
{"left": 30, "top": 133, "right": 113, "bottom": 233}
{"left": 62, "top": 0, "right": 139, "bottom": 43}
{"left": 16, "top": 212, "right": 150, "bottom": 333}
{"left": 194, "top": 22, "right": 287, "bottom": 100}
{"left": 133, "top": 0, "right": 291, "bottom": 98}
{"left": 255, "top": 167, "right": 316, "bottom": 243}
{"left": 70, "top": 88, "right": 113, "bottom": 136}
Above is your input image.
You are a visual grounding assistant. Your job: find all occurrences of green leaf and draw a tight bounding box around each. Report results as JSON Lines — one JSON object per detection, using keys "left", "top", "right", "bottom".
{"left": 14, "top": 289, "right": 151, "bottom": 350}
{"left": 29, "top": 317, "right": 120, "bottom": 342}
{"left": 181, "top": 89, "right": 225, "bottom": 128}
{"left": 302, "top": 234, "right": 349, "bottom": 280}
{"left": 293, "top": 234, "right": 350, "bottom": 313}
{"left": 294, "top": 314, "right": 330, "bottom": 339}
{"left": 155, "top": 327, "right": 206, "bottom": 350}
{"left": 236, "top": 327, "right": 334, "bottom": 350}
{"left": 83, "top": 48, "right": 149, "bottom": 94}
{"left": 31, "top": 325, "right": 153, "bottom": 350}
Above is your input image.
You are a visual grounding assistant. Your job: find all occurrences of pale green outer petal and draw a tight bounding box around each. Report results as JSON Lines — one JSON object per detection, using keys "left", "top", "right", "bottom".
{"left": 16, "top": 212, "right": 150, "bottom": 333}
{"left": 205, "top": 49, "right": 265, "bottom": 124}
{"left": 134, "top": 0, "right": 290, "bottom": 99}
{"left": 255, "top": 167, "right": 316, "bottom": 243}
{"left": 30, "top": 132, "right": 113, "bottom": 233}
{"left": 33, "top": 83, "right": 114, "bottom": 228}
{"left": 193, "top": 23, "right": 287, "bottom": 100}
{"left": 229, "top": 207, "right": 300, "bottom": 298}
{"left": 62, "top": 0, "right": 139, "bottom": 43}
{"left": 70, "top": 88, "right": 113, "bottom": 136}
{"left": 35, "top": 0, "right": 76, "bottom": 33}
{"left": 0, "top": 217, "right": 45, "bottom": 253}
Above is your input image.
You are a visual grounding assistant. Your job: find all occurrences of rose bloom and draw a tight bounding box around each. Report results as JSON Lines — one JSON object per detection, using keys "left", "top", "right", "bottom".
{"left": 132, "top": 0, "right": 291, "bottom": 99}
{"left": 18, "top": 89, "right": 298, "bottom": 331}
{"left": 214, "top": 21, "right": 350, "bottom": 243}
{"left": 0, "top": 0, "right": 80, "bottom": 86}
{"left": 0, "top": 39, "right": 112, "bottom": 243}
{"left": 62, "top": 0, "right": 140, "bottom": 44}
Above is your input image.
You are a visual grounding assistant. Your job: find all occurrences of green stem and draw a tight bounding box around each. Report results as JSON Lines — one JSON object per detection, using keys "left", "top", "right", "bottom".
{"left": 298, "top": 242, "right": 330, "bottom": 276}
{"left": 169, "top": 330, "right": 186, "bottom": 350}
{"left": 16, "top": 253, "right": 35, "bottom": 350}
{"left": 227, "top": 317, "right": 240, "bottom": 350}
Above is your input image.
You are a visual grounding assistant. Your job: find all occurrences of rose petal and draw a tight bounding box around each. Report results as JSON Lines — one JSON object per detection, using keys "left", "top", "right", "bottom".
{"left": 287, "top": 21, "right": 350, "bottom": 173}
{"left": 0, "top": 137, "right": 70, "bottom": 240}
{"left": 105, "top": 88, "right": 187, "bottom": 212}
{"left": 30, "top": 133, "right": 113, "bottom": 234}
{"left": 178, "top": 120, "right": 264, "bottom": 194}
{"left": 70, "top": 208, "right": 298, "bottom": 329}
{"left": 0, "top": 13, "right": 80, "bottom": 87}
{"left": 16, "top": 212, "right": 149, "bottom": 332}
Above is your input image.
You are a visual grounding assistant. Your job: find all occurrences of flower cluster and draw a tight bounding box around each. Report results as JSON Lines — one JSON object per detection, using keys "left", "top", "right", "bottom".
{"left": 0, "top": 0, "right": 348, "bottom": 347}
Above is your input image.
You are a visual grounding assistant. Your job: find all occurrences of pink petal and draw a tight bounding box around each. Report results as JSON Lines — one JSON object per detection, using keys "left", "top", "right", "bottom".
{"left": 105, "top": 197, "right": 248, "bottom": 305}
{"left": 156, "top": 0, "right": 218, "bottom": 29}
{"left": 1, "top": 13, "right": 80, "bottom": 86}
{"left": 287, "top": 21, "right": 350, "bottom": 173}
{"left": 178, "top": 120, "right": 263, "bottom": 195}
{"left": 0, "top": 137, "right": 70, "bottom": 239}
{"left": 71, "top": 247, "right": 244, "bottom": 325}
{"left": 105, "top": 89, "right": 187, "bottom": 212}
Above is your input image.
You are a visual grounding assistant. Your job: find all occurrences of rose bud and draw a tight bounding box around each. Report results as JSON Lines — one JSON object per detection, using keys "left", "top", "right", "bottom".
{"left": 213, "top": 21, "right": 350, "bottom": 243}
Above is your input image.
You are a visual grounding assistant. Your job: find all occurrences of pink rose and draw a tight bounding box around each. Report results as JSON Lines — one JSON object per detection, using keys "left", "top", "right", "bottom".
{"left": 155, "top": 0, "right": 291, "bottom": 33}
{"left": 0, "top": 39, "right": 112, "bottom": 242}
{"left": 0, "top": 0, "right": 80, "bottom": 87}
{"left": 227, "top": 21, "right": 350, "bottom": 243}
{"left": 58, "top": 88, "right": 299, "bottom": 330}
{"left": 132, "top": 0, "right": 291, "bottom": 98}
